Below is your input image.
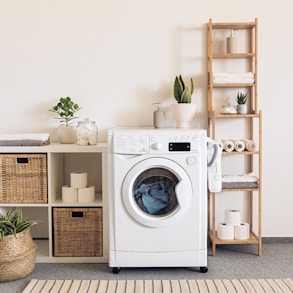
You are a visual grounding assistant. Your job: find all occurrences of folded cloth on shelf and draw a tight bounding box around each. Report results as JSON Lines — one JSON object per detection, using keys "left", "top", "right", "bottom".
{"left": 222, "top": 182, "right": 258, "bottom": 189}
{"left": 0, "top": 133, "right": 50, "bottom": 146}
{"left": 222, "top": 173, "right": 258, "bottom": 182}
{"left": 213, "top": 72, "right": 254, "bottom": 84}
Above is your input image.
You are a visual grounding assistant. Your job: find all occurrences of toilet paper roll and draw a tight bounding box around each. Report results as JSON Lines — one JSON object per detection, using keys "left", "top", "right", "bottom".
{"left": 78, "top": 185, "right": 95, "bottom": 202}
{"left": 223, "top": 140, "right": 234, "bottom": 152}
{"left": 225, "top": 209, "right": 241, "bottom": 226}
{"left": 62, "top": 185, "right": 78, "bottom": 202}
{"left": 70, "top": 172, "right": 88, "bottom": 188}
{"left": 235, "top": 222, "right": 250, "bottom": 240}
{"left": 233, "top": 140, "right": 245, "bottom": 152}
{"left": 217, "top": 223, "right": 234, "bottom": 240}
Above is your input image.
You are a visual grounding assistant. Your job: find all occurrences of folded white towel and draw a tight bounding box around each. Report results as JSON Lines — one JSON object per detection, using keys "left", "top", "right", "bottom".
{"left": 0, "top": 133, "right": 50, "bottom": 141}
{"left": 213, "top": 72, "right": 254, "bottom": 79}
{"left": 0, "top": 133, "right": 50, "bottom": 146}
{"left": 213, "top": 77, "right": 254, "bottom": 84}
{"left": 222, "top": 173, "right": 258, "bottom": 183}
{"left": 213, "top": 72, "right": 254, "bottom": 84}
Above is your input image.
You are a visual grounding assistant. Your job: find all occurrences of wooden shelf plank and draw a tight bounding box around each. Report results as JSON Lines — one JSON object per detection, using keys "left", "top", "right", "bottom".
{"left": 213, "top": 53, "right": 255, "bottom": 58}
{"left": 212, "top": 22, "right": 256, "bottom": 29}
{"left": 209, "top": 231, "right": 260, "bottom": 245}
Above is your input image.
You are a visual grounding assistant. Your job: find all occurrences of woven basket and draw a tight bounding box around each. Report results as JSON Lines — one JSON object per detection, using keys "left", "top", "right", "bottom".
{"left": 0, "top": 229, "right": 37, "bottom": 282}
{"left": 0, "top": 154, "right": 47, "bottom": 203}
{"left": 53, "top": 207, "right": 103, "bottom": 257}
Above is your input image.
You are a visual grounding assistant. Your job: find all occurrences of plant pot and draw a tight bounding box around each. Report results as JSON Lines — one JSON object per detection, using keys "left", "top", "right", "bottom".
{"left": 237, "top": 104, "right": 248, "bottom": 114}
{"left": 171, "top": 103, "right": 197, "bottom": 128}
{"left": 0, "top": 229, "right": 37, "bottom": 282}
{"left": 57, "top": 126, "right": 76, "bottom": 144}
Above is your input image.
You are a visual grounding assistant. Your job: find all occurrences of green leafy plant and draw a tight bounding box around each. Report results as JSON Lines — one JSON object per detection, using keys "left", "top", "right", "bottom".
{"left": 0, "top": 208, "right": 38, "bottom": 241}
{"left": 49, "top": 97, "right": 81, "bottom": 126}
{"left": 236, "top": 92, "right": 247, "bottom": 105}
{"left": 173, "top": 75, "right": 194, "bottom": 103}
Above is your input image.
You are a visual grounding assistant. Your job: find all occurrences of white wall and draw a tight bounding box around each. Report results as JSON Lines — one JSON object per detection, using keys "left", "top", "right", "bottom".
{"left": 0, "top": 0, "right": 292, "bottom": 237}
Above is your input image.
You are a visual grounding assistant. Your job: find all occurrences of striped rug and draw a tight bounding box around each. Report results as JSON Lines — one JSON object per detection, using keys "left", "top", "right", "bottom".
{"left": 22, "top": 278, "right": 293, "bottom": 293}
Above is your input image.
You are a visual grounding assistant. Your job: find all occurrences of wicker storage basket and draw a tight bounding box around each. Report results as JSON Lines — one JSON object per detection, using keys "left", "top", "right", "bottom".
{"left": 0, "top": 229, "right": 37, "bottom": 282}
{"left": 0, "top": 154, "right": 47, "bottom": 203}
{"left": 53, "top": 207, "right": 103, "bottom": 257}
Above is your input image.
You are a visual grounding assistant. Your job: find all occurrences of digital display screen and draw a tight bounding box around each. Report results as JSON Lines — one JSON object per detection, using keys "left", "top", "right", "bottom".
{"left": 169, "top": 142, "right": 191, "bottom": 152}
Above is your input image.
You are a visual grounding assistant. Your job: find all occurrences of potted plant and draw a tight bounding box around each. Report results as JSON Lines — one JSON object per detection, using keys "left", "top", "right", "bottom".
{"left": 236, "top": 92, "right": 248, "bottom": 114}
{"left": 171, "top": 75, "right": 197, "bottom": 128}
{"left": 0, "top": 208, "right": 38, "bottom": 281}
{"left": 49, "top": 96, "right": 81, "bottom": 143}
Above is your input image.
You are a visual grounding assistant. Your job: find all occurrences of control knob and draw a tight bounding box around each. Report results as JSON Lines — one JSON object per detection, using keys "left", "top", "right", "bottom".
{"left": 151, "top": 142, "right": 162, "bottom": 150}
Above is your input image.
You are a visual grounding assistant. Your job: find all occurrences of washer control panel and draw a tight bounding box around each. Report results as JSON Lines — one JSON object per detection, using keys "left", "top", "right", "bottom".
{"left": 113, "top": 130, "right": 204, "bottom": 154}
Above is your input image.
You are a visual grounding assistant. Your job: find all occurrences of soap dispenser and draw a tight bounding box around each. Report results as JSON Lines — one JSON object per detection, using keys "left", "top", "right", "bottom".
{"left": 153, "top": 103, "right": 165, "bottom": 128}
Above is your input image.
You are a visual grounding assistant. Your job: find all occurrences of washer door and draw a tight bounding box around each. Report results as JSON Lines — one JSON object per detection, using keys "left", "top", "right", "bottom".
{"left": 122, "top": 157, "right": 193, "bottom": 227}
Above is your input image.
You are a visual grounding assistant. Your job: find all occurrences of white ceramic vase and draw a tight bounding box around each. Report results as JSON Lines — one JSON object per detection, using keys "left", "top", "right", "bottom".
{"left": 171, "top": 103, "right": 197, "bottom": 128}
{"left": 57, "top": 126, "right": 76, "bottom": 144}
{"left": 237, "top": 104, "right": 248, "bottom": 114}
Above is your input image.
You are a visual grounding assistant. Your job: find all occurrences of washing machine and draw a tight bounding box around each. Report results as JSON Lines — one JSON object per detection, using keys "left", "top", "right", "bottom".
{"left": 107, "top": 128, "right": 208, "bottom": 274}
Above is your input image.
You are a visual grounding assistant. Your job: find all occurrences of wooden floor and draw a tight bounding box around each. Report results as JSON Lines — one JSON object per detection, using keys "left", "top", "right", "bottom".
{"left": 22, "top": 278, "right": 293, "bottom": 293}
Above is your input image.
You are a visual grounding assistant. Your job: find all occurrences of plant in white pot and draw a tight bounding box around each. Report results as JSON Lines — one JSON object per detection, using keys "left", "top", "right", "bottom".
{"left": 171, "top": 75, "right": 196, "bottom": 128}
{"left": 0, "top": 208, "right": 38, "bottom": 281}
{"left": 49, "top": 96, "right": 81, "bottom": 143}
{"left": 236, "top": 92, "right": 248, "bottom": 114}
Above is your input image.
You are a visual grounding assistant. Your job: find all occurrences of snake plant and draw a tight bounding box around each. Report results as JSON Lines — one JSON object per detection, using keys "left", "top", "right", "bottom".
{"left": 0, "top": 208, "right": 38, "bottom": 241}
{"left": 173, "top": 75, "right": 194, "bottom": 103}
{"left": 236, "top": 92, "right": 247, "bottom": 104}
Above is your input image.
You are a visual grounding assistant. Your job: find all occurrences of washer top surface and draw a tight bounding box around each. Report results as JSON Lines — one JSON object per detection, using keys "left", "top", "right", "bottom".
{"left": 109, "top": 127, "right": 206, "bottom": 154}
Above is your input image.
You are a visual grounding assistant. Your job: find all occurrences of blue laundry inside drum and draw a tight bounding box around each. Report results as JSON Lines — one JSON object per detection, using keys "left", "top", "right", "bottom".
{"left": 134, "top": 169, "right": 178, "bottom": 215}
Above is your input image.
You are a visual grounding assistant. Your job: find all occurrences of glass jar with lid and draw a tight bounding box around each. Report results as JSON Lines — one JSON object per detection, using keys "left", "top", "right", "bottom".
{"left": 76, "top": 118, "right": 98, "bottom": 145}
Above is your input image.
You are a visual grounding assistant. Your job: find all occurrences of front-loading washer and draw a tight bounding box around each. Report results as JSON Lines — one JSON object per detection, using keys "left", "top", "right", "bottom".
{"left": 107, "top": 128, "right": 208, "bottom": 274}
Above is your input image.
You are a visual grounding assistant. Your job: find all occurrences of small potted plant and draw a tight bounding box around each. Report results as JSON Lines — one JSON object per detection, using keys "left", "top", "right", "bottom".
{"left": 236, "top": 92, "right": 248, "bottom": 114}
{"left": 171, "top": 75, "right": 197, "bottom": 128}
{"left": 173, "top": 75, "right": 194, "bottom": 103}
{"left": 0, "top": 208, "right": 38, "bottom": 281}
{"left": 49, "top": 96, "right": 81, "bottom": 143}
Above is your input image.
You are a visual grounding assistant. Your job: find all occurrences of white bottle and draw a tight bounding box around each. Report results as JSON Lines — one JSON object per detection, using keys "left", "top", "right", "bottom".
{"left": 153, "top": 103, "right": 165, "bottom": 128}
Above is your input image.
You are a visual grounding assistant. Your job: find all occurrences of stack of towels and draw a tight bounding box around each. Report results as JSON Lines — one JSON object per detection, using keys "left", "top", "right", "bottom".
{"left": 213, "top": 72, "right": 254, "bottom": 84}
{"left": 222, "top": 173, "right": 259, "bottom": 189}
{"left": 0, "top": 133, "right": 50, "bottom": 146}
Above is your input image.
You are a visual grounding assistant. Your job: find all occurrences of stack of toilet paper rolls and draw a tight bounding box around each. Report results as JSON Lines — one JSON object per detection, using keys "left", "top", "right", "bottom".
{"left": 62, "top": 172, "right": 95, "bottom": 203}
{"left": 217, "top": 209, "right": 250, "bottom": 240}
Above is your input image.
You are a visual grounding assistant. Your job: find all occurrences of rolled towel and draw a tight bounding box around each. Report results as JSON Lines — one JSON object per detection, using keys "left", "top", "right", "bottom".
{"left": 233, "top": 140, "right": 245, "bottom": 152}
{"left": 222, "top": 140, "right": 234, "bottom": 152}
{"left": 243, "top": 139, "right": 257, "bottom": 151}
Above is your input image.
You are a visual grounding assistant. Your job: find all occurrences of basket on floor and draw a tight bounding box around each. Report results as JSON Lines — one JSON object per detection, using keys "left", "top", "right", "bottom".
{"left": 0, "top": 229, "right": 37, "bottom": 282}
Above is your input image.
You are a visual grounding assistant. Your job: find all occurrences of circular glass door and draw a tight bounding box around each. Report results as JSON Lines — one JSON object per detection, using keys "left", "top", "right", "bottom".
{"left": 122, "top": 157, "right": 192, "bottom": 227}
